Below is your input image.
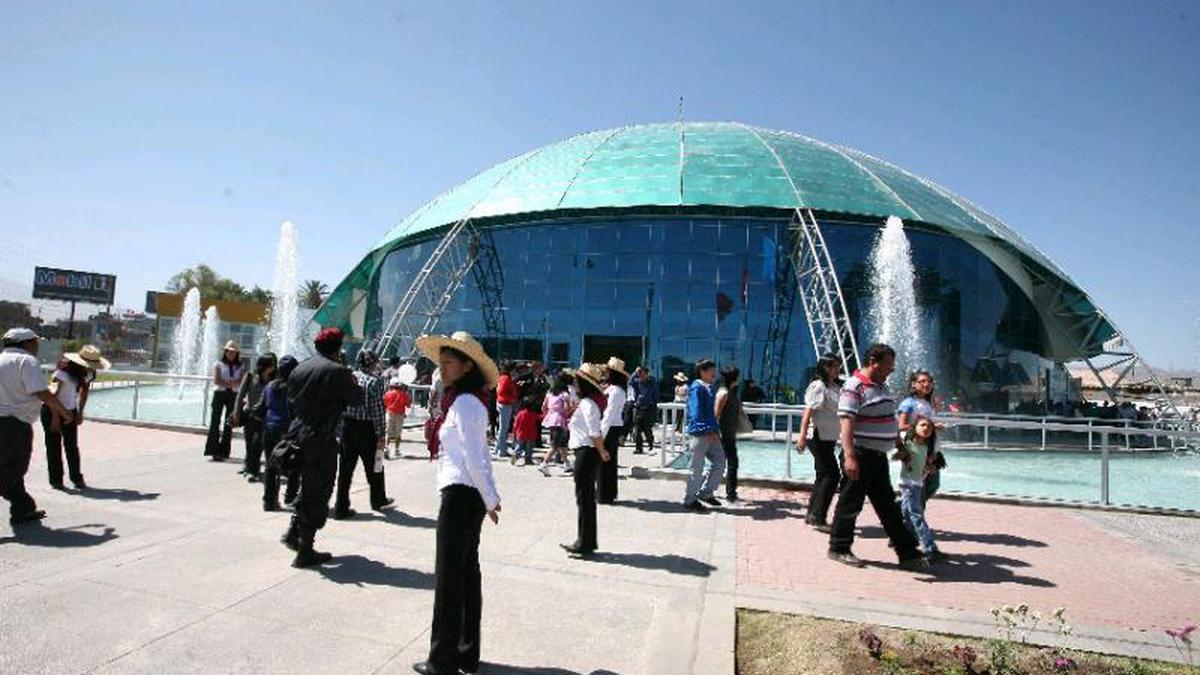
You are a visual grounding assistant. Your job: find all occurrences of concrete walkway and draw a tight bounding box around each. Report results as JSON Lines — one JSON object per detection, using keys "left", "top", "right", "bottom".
{"left": 2, "top": 422, "right": 1197, "bottom": 673}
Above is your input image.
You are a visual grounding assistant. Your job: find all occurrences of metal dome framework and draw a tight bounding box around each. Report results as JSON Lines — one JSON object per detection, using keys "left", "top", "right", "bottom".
{"left": 317, "top": 122, "right": 1174, "bottom": 411}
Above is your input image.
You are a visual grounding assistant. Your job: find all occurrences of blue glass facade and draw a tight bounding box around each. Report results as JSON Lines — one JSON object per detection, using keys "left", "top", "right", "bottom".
{"left": 367, "top": 215, "right": 1053, "bottom": 411}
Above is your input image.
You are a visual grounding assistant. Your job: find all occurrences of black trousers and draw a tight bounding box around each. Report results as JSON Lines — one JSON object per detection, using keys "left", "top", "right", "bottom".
{"left": 632, "top": 406, "right": 656, "bottom": 454}
{"left": 261, "top": 425, "right": 301, "bottom": 506}
{"left": 428, "top": 484, "right": 485, "bottom": 674}
{"left": 40, "top": 405, "right": 82, "bottom": 486}
{"left": 721, "top": 434, "right": 739, "bottom": 499}
{"left": 829, "top": 447, "right": 919, "bottom": 559}
{"left": 204, "top": 389, "right": 236, "bottom": 458}
{"left": 336, "top": 418, "right": 387, "bottom": 511}
{"left": 242, "top": 417, "right": 264, "bottom": 476}
{"left": 807, "top": 436, "right": 840, "bottom": 525}
{"left": 597, "top": 426, "right": 622, "bottom": 504}
{"left": 573, "top": 446, "right": 601, "bottom": 551}
{"left": 0, "top": 416, "right": 37, "bottom": 518}
{"left": 293, "top": 426, "right": 338, "bottom": 536}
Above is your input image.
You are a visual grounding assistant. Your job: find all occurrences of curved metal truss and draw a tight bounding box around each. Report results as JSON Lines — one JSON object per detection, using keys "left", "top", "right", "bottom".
{"left": 792, "top": 208, "right": 860, "bottom": 376}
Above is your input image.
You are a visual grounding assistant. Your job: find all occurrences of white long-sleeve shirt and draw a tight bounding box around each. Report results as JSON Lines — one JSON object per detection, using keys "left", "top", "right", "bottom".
{"left": 601, "top": 384, "right": 626, "bottom": 435}
{"left": 568, "top": 397, "right": 603, "bottom": 449}
{"left": 437, "top": 394, "right": 501, "bottom": 511}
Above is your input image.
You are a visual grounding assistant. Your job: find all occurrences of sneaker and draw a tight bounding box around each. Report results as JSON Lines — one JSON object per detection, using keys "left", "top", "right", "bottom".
{"left": 371, "top": 498, "right": 395, "bottom": 511}
{"left": 813, "top": 523, "right": 832, "bottom": 534}
{"left": 538, "top": 464, "right": 551, "bottom": 477}
{"left": 898, "top": 555, "right": 931, "bottom": 573}
{"left": 684, "top": 500, "right": 709, "bottom": 513}
{"left": 926, "top": 550, "right": 949, "bottom": 563}
{"left": 700, "top": 496, "right": 721, "bottom": 507}
{"left": 827, "top": 550, "right": 867, "bottom": 568}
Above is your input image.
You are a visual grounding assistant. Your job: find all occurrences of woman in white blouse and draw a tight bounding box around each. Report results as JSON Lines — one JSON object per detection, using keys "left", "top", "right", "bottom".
{"left": 597, "top": 357, "right": 628, "bottom": 504}
{"left": 413, "top": 331, "right": 501, "bottom": 675}
{"left": 561, "top": 363, "right": 611, "bottom": 557}
{"left": 796, "top": 355, "right": 842, "bottom": 532}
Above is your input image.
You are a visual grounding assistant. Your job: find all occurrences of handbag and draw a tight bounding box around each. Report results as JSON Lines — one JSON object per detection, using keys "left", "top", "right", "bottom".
{"left": 736, "top": 406, "right": 755, "bottom": 436}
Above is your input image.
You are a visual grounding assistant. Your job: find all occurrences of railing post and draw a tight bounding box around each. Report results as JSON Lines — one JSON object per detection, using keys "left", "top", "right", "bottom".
{"left": 786, "top": 436, "right": 792, "bottom": 478}
{"left": 982, "top": 416, "right": 990, "bottom": 449}
{"left": 1100, "top": 430, "right": 1110, "bottom": 505}
{"left": 1124, "top": 419, "right": 1131, "bottom": 450}
{"left": 659, "top": 408, "right": 667, "bottom": 468}
{"left": 771, "top": 412, "right": 778, "bottom": 441}
{"left": 1087, "top": 420, "right": 1093, "bottom": 452}
{"left": 132, "top": 380, "right": 140, "bottom": 420}
{"left": 1041, "top": 417, "right": 1047, "bottom": 450}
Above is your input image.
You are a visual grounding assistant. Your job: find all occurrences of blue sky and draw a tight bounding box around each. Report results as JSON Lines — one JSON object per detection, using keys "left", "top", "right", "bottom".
{"left": 1, "top": 1, "right": 1197, "bottom": 368}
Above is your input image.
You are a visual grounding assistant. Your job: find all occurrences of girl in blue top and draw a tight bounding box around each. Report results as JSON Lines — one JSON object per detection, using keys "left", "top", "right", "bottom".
{"left": 893, "top": 415, "right": 944, "bottom": 561}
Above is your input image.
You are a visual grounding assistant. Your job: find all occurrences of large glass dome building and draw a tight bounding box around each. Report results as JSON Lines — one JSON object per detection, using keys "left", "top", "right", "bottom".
{"left": 317, "top": 122, "right": 1121, "bottom": 411}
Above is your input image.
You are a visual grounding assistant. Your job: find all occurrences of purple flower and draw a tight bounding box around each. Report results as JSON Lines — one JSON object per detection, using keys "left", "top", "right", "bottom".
{"left": 1166, "top": 624, "right": 1196, "bottom": 643}
{"left": 1052, "top": 655, "right": 1078, "bottom": 671}
{"left": 953, "top": 644, "right": 978, "bottom": 668}
{"left": 858, "top": 627, "right": 884, "bottom": 658}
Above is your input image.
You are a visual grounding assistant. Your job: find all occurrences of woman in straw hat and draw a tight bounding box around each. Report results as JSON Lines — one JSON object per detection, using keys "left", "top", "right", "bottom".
{"left": 412, "top": 331, "right": 501, "bottom": 675}
{"left": 204, "top": 340, "right": 244, "bottom": 461}
{"left": 598, "top": 357, "right": 628, "bottom": 504}
{"left": 41, "top": 345, "right": 110, "bottom": 489}
{"left": 561, "top": 362, "right": 611, "bottom": 558}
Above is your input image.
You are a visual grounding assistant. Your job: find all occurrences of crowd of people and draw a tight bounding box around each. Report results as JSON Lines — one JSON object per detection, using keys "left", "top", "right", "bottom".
{"left": 2, "top": 320, "right": 962, "bottom": 674}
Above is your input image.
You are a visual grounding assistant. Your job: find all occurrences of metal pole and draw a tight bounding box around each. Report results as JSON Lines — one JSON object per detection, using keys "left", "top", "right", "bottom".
{"left": 659, "top": 408, "right": 667, "bottom": 468}
{"left": 1041, "top": 418, "right": 1047, "bottom": 450}
{"left": 1125, "top": 420, "right": 1131, "bottom": 450}
{"left": 132, "top": 379, "right": 140, "bottom": 420}
{"left": 1100, "top": 430, "right": 1110, "bottom": 505}
{"left": 1087, "top": 420, "right": 1093, "bottom": 452}
{"left": 982, "top": 416, "right": 990, "bottom": 449}
{"left": 786, "top": 437, "right": 792, "bottom": 478}
{"left": 771, "top": 412, "right": 777, "bottom": 441}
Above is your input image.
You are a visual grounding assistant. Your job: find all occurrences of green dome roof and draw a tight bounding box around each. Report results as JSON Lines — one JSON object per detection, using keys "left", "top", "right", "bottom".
{"left": 376, "top": 121, "right": 1066, "bottom": 280}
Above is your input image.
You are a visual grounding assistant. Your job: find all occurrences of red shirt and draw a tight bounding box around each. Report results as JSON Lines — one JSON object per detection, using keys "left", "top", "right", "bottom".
{"left": 496, "top": 374, "right": 519, "bottom": 405}
{"left": 384, "top": 389, "right": 411, "bottom": 415}
{"left": 513, "top": 409, "right": 541, "bottom": 441}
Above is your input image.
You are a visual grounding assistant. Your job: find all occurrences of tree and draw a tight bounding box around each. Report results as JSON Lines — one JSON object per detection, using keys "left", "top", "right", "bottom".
{"left": 167, "top": 264, "right": 250, "bottom": 302}
{"left": 300, "top": 279, "right": 329, "bottom": 310}
{"left": 247, "top": 286, "right": 273, "bottom": 305}
{"left": 0, "top": 300, "right": 40, "bottom": 331}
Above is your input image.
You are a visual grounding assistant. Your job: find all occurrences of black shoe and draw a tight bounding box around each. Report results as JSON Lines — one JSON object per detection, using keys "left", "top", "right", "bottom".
{"left": 927, "top": 550, "right": 949, "bottom": 563}
{"left": 292, "top": 548, "right": 333, "bottom": 568}
{"left": 411, "top": 662, "right": 455, "bottom": 675}
{"left": 280, "top": 529, "right": 300, "bottom": 551}
{"left": 700, "top": 496, "right": 721, "bottom": 507}
{"left": 71, "top": 477, "right": 87, "bottom": 489}
{"left": 684, "top": 500, "right": 709, "bottom": 513}
{"left": 827, "top": 550, "right": 867, "bottom": 568}
{"left": 49, "top": 482, "right": 66, "bottom": 491}
{"left": 371, "top": 498, "right": 395, "bottom": 511}
{"left": 560, "top": 542, "right": 594, "bottom": 557}
{"left": 283, "top": 495, "right": 298, "bottom": 506}
{"left": 332, "top": 508, "right": 357, "bottom": 520}
{"left": 725, "top": 494, "right": 739, "bottom": 503}
{"left": 247, "top": 474, "right": 262, "bottom": 483}
{"left": 814, "top": 523, "right": 832, "bottom": 534}
{"left": 264, "top": 501, "right": 282, "bottom": 512}
{"left": 898, "top": 555, "right": 931, "bottom": 573}
{"left": 10, "top": 509, "right": 47, "bottom": 525}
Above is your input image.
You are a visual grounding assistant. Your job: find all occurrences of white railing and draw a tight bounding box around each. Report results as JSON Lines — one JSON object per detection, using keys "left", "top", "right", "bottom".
{"left": 655, "top": 402, "right": 1200, "bottom": 507}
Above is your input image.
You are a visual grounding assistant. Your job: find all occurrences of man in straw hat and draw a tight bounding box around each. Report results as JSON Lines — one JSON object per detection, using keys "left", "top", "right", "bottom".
{"left": 279, "top": 327, "right": 364, "bottom": 568}
{"left": 0, "top": 328, "right": 74, "bottom": 524}
{"left": 42, "top": 344, "right": 110, "bottom": 489}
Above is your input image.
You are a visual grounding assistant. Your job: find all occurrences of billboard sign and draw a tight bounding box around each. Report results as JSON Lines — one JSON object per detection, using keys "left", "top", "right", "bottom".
{"left": 32, "top": 267, "right": 117, "bottom": 305}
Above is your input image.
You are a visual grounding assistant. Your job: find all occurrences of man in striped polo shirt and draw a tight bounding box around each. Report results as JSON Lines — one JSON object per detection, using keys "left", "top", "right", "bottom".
{"left": 828, "top": 343, "right": 929, "bottom": 571}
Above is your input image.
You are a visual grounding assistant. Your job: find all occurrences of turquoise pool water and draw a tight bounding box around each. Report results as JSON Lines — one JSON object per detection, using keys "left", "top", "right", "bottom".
{"left": 668, "top": 440, "right": 1200, "bottom": 512}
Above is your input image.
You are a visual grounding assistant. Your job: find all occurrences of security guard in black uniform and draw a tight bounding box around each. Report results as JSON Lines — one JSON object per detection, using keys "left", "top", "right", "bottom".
{"left": 280, "top": 327, "right": 363, "bottom": 568}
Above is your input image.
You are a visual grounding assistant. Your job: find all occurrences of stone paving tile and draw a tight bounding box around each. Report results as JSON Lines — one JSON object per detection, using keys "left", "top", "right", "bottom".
{"left": 736, "top": 486, "right": 1200, "bottom": 634}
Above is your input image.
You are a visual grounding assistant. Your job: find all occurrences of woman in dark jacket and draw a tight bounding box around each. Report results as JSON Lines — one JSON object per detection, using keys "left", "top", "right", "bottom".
{"left": 260, "top": 355, "right": 298, "bottom": 511}
{"left": 715, "top": 365, "right": 743, "bottom": 503}
{"left": 234, "top": 352, "right": 276, "bottom": 482}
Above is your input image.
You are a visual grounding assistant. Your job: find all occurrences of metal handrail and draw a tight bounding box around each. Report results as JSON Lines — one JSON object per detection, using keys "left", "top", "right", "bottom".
{"left": 653, "top": 401, "right": 1199, "bottom": 507}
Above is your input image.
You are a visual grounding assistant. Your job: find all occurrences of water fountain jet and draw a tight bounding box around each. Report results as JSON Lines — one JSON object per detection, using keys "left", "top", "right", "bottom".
{"left": 867, "top": 216, "right": 926, "bottom": 382}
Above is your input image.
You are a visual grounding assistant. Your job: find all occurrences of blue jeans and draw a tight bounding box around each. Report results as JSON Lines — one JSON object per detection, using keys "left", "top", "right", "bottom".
{"left": 493, "top": 404, "right": 514, "bottom": 456}
{"left": 516, "top": 439, "right": 534, "bottom": 463}
{"left": 683, "top": 434, "right": 725, "bottom": 504}
{"left": 900, "top": 482, "right": 937, "bottom": 553}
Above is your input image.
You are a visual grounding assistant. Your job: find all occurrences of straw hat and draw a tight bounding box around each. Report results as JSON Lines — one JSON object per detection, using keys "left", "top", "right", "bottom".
{"left": 65, "top": 344, "right": 111, "bottom": 371}
{"left": 223, "top": 340, "right": 240, "bottom": 353}
{"left": 604, "top": 356, "right": 628, "bottom": 378}
{"left": 574, "top": 363, "right": 606, "bottom": 389}
{"left": 673, "top": 371, "right": 688, "bottom": 383}
{"left": 414, "top": 331, "right": 499, "bottom": 388}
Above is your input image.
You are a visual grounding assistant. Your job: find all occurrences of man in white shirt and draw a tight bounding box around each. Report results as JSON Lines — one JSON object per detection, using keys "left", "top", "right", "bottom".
{"left": 0, "top": 328, "right": 74, "bottom": 524}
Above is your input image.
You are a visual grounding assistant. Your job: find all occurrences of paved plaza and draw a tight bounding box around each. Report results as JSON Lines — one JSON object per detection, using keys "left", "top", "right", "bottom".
{"left": 2, "top": 422, "right": 1198, "bottom": 674}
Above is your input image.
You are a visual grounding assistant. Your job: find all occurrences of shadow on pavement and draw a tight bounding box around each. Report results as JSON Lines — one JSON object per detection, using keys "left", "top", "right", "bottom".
{"left": 916, "top": 552, "right": 1056, "bottom": 587}
{"left": 478, "top": 664, "right": 619, "bottom": 674}
{"left": 366, "top": 509, "right": 437, "bottom": 529}
{"left": 731, "top": 498, "right": 806, "bottom": 522}
{"left": 585, "top": 551, "right": 716, "bottom": 577}
{"left": 316, "top": 554, "right": 435, "bottom": 589}
{"left": 858, "top": 525, "right": 1047, "bottom": 549}
{"left": 72, "top": 486, "right": 161, "bottom": 502}
{"left": 0, "top": 522, "right": 118, "bottom": 547}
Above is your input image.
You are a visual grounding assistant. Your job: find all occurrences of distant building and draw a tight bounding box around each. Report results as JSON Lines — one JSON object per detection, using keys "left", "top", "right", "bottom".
{"left": 150, "top": 292, "right": 268, "bottom": 369}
